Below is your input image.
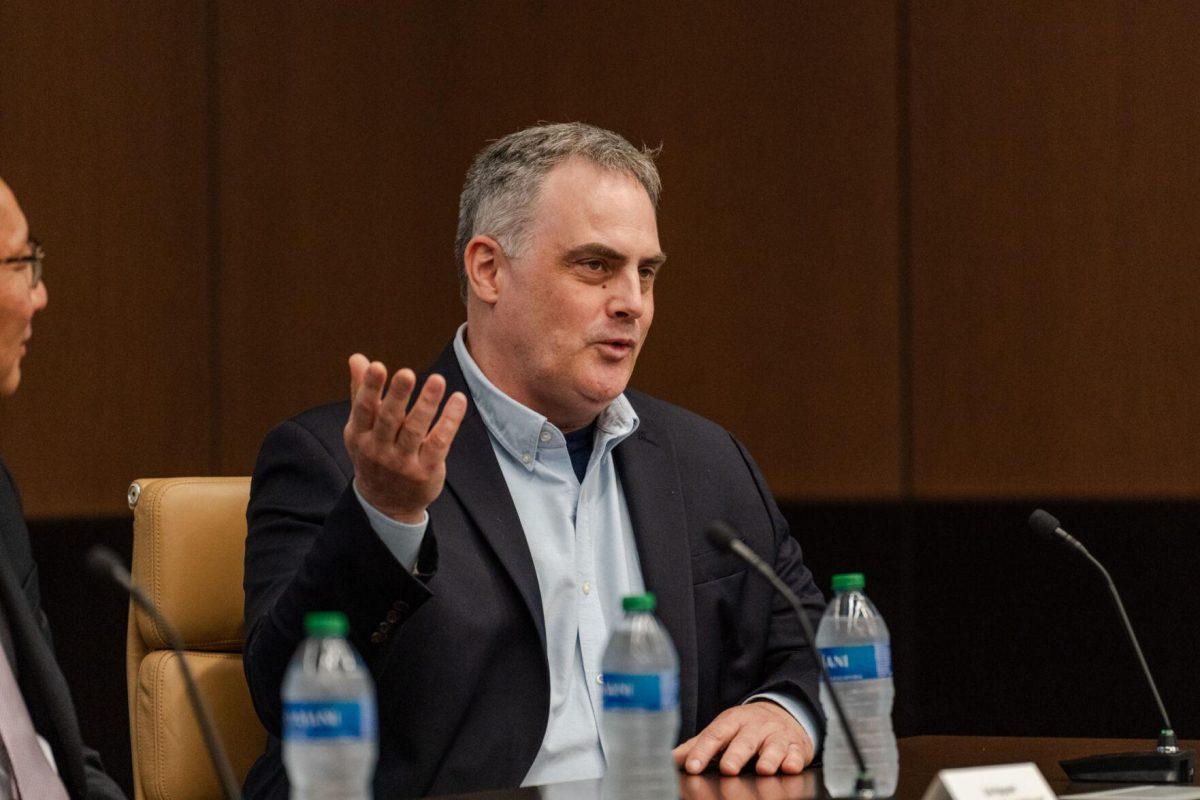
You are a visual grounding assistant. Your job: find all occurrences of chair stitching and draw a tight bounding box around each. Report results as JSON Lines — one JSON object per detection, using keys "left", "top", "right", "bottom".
{"left": 146, "top": 479, "right": 249, "bottom": 650}
{"left": 155, "top": 652, "right": 169, "bottom": 800}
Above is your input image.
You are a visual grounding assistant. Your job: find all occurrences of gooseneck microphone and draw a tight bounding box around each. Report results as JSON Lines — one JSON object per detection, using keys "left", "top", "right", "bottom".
{"left": 706, "top": 521, "right": 875, "bottom": 798}
{"left": 1027, "top": 509, "right": 1194, "bottom": 783}
{"left": 87, "top": 546, "right": 243, "bottom": 800}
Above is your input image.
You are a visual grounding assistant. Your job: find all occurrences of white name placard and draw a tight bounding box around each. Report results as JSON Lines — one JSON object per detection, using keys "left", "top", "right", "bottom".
{"left": 921, "top": 762, "right": 1057, "bottom": 800}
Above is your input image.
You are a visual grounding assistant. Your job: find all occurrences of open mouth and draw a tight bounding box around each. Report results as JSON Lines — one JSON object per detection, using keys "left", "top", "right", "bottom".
{"left": 595, "top": 339, "right": 635, "bottom": 359}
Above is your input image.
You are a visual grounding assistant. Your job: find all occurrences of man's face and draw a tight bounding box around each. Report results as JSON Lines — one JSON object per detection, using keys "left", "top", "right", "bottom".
{"left": 0, "top": 180, "right": 48, "bottom": 396}
{"left": 488, "top": 158, "right": 664, "bottom": 428}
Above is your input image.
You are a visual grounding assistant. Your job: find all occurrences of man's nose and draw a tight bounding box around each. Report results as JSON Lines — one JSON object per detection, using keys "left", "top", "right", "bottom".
{"left": 32, "top": 280, "right": 48, "bottom": 311}
{"left": 607, "top": 268, "right": 645, "bottom": 319}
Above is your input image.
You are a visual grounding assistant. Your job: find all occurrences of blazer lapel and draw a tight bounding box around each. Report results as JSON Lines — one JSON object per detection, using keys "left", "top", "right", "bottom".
{"left": 431, "top": 346, "right": 547, "bottom": 651}
{"left": 613, "top": 418, "right": 698, "bottom": 737}
{"left": 0, "top": 534, "right": 87, "bottom": 799}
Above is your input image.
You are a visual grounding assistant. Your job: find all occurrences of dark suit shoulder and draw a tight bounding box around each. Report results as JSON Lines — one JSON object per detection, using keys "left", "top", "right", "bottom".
{"left": 0, "top": 460, "right": 35, "bottom": 586}
{"left": 624, "top": 387, "right": 738, "bottom": 450}
{"left": 251, "top": 400, "right": 353, "bottom": 490}
{"left": 287, "top": 399, "right": 351, "bottom": 443}
{"left": 268, "top": 400, "right": 350, "bottom": 459}
{"left": 622, "top": 386, "right": 785, "bottom": 543}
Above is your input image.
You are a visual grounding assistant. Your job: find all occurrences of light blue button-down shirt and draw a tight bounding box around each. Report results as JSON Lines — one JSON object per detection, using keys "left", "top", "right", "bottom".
{"left": 356, "top": 324, "right": 819, "bottom": 784}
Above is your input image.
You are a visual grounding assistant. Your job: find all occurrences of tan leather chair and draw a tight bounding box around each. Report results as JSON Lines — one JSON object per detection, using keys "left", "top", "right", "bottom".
{"left": 126, "top": 477, "right": 266, "bottom": 800}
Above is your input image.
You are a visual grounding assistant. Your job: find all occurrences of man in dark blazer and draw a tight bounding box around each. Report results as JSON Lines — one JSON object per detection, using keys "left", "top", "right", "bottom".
{"left": 0, "top": 176, "right": 126, "bottom": 799}
{"left": 242, "top": 123, "right": 826, "bottom": 799}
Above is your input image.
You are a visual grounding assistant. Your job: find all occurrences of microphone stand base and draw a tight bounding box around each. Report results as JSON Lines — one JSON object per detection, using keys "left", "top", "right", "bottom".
{"left": 1060, "top": 749, "right": 1195, "bottom": 784}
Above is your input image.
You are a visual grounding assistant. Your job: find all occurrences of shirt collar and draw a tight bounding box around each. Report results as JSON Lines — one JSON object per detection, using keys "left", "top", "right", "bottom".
{"left": 452, "top": 323, "right": 639, "bottom": 471}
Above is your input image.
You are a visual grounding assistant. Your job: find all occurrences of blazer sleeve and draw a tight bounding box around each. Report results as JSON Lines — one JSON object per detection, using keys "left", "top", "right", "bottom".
{"left": 731, "top": 435, "right": 828, "bottom": 735}
{"left": 242, "top": 418, "right": 436, "bottom": 737}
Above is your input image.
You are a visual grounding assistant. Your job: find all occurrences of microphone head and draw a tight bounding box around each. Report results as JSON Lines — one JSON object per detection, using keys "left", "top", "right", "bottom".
{"left": 1028, "top": 508, "right": 1062, "bottom": 540}
{"left": 705, "top": 520, "right": 739, "bottom": 551}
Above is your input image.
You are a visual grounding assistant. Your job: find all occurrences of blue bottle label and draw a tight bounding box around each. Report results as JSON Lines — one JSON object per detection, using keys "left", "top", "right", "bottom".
{"left": 284, "top": 700, "right": 377, "bottom": 740}
{"left": 602, "top": 671, "right": 679, "bottom": 711}
{"left": 819, "top": 644, "right": 892, "bottom": 681}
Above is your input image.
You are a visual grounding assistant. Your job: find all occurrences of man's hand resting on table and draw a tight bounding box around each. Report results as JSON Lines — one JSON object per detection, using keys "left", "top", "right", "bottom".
{"left": 674, "top": 700, "right": 815, "bottom": 776}
{"left": 344, "top": 354, "right": 468, "bottom": 523}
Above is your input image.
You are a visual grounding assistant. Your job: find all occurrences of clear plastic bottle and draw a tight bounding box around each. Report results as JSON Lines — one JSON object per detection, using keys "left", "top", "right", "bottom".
{"left": 816, "top": 573, "right": 898, "bottom": 798}
{"left": 282, "top": 611, "right": 378, "bottom": 800}
{"left": 600, "top": 593, "right": 680, "bottom": 800}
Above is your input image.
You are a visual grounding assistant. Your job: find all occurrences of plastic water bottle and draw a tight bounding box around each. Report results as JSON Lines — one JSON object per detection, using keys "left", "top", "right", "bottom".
{"left": 601, "top": 593, "right": 680, "bottom": 800}
{"left": 816, "top": 573, "right": 898, "bottom": 798}
{"left": 282, "top": 611, "right": 378, "bottom": 800}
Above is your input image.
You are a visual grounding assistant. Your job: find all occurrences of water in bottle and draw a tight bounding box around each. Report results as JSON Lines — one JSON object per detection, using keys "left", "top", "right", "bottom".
{"left": 816, "top": 573, "right": 898, "bottom": 797}
{"left": 283, "top": 611, "right": 378, "bottom": 800}
{"left": 601, "top": 593, "right": 680, "bottom": 800}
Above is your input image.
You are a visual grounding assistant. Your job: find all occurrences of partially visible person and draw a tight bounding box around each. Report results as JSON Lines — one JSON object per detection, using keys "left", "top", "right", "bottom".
{"left": 0, "top": 176, "right": 126, "bottom": 799}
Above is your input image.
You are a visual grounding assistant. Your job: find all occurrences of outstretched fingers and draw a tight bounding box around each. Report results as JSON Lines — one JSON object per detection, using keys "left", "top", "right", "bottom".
{"left": 373, "top": 368, "right": 416, "bottom": 443}
{"left": 397, "top": 374, "right": 446, "bottom": 452}
{"left": 342, "top": 358, "right": 464, "bottom": 522}
{"left": 348, "top": 353, "right": 370, "bottom": 397}
{"left": 348, "top": 358, "right": 386, "bottom": 433}
{"left": 421, "top": 392, "right": 468, "bottom": 464}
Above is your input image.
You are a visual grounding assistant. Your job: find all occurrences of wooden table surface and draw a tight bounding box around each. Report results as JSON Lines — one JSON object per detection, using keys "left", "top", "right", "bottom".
{"left": 428, "top": 736, "right": 1196, "bottom": 800}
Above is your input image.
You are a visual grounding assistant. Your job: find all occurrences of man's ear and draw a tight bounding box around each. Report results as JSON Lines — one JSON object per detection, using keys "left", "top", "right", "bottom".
{"left": 463, "top": 235, "right": 504, "bottom": 305}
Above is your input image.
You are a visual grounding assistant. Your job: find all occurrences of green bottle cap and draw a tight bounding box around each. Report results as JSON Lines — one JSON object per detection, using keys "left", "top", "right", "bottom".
{"left": 622, "top": 593, "right": 657, "bottom": 612}
{"left": 831, "top": 573, "right": 866, "bottom": 592}
{"left": 304, "top": 611, "right": 349, "bottom": 636}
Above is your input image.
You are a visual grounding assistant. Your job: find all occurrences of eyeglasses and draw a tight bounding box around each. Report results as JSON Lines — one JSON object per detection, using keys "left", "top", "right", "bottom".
{"left": 1, "top": 238, "right": 44, "bottom": 289}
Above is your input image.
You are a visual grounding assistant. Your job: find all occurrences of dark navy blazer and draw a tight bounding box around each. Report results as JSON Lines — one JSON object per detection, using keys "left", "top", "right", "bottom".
{"left": 241, "top": 344, "right": 826, "bottom": 799}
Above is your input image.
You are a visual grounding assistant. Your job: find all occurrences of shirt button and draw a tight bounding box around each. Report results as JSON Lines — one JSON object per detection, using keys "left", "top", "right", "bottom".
{"left": 540, "top": 430, "right": 551, "bottom": 443}
{"left": 596, "top": 674, "right": 604, "bottom": 685}
{"left": 582, "top": 581, "right": 592, "bottom": 595}
{"left": 521, "top": 452, "right": 532, "bottom": 464}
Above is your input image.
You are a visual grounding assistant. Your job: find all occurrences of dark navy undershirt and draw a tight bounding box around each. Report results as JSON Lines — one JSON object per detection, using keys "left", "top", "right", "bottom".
{"left": 564, "top": 423, "right": 595, "bottom": 483}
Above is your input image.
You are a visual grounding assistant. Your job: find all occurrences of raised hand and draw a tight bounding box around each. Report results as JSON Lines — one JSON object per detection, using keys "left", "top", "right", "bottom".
{"left": 343, "top": 353, "right": 468, "bottom": 523}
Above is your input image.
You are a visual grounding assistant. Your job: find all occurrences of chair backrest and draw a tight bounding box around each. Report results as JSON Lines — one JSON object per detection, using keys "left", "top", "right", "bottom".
{"left": 126, "top": 477, "right": 266, "bottom": 800}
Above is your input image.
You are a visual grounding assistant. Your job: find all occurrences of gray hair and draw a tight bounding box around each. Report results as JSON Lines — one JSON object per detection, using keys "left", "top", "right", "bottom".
{"left": 455, "top": 122, "right": 661, "bottom": 301}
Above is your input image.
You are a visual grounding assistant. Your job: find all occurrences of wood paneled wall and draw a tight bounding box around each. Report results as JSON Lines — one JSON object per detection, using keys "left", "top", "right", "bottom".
{"left": 213, "top": 1, "right": 903, "bottom": 498}
{"left": 2, "top": 1, "right": 1199, "bottom": 517}
{"left": 909, "top": 2, "right": 1200, "bottom": 498}
{"left": 0, "top": 2, "right": 212, "bottom": 517}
